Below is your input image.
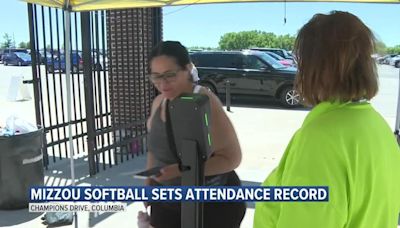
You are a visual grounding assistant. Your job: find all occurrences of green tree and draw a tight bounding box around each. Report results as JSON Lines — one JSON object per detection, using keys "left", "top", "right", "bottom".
{"left": 1, "top": 33, "right": 13, "bottom": 49}
{"left": 276, "top": 34, "right": 296, "bottom": 51}
{"left": 188, "top": 46, "right": 217, "bottom": 51}
{"left": 219, "top": 30, "right": 295, "bottom": 50}
{"left": 375, "top": 40, "right": 386, "bottom": 55}
{"left": 18, "top": 42, "right": 27, "bottom": 49}
{"left": 219, "top": 32, "right": 242, "bottom": 50}
{"left": 386, "top": 45, "right": 400, "bottom": 54}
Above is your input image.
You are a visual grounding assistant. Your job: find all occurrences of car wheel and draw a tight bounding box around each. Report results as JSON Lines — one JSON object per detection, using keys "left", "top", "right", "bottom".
{"left": 280, "top": 86, "right": 300, "bottom": 107}
{"left": 395, "top": 61, "right": 400, "bottom": 68}
{"left": 200, "top": 82, "right": 217, "bottom": 94}
{"left": 18, "top": 61, "right": 22, "bottom": 66}
{"left": 4, "top": 60, "right": 8, "bottom": 66}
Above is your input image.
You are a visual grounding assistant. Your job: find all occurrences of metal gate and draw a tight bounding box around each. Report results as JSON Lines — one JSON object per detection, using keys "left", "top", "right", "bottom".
{"left": 27, "top": 3, "right": 161, "bottom": 176}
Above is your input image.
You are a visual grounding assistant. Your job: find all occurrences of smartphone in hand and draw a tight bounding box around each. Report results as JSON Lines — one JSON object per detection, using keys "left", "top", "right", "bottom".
{"left": 134, "top": 166, "right": 162, "bottom": 179}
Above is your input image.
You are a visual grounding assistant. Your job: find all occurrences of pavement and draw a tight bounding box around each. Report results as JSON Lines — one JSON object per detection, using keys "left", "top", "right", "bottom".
{"left": 0, "top": 64, "right": 399, "bottom": 228}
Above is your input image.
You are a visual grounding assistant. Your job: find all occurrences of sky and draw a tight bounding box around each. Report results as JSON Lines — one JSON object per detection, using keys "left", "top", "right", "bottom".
{"left": 1, "top": 1, "right": 400, "bottom": 49}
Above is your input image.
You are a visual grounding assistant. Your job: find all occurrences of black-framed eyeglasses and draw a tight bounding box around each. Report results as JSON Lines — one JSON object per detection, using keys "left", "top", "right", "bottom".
{"left": 147, "top": 70, "right": 181, "bottom": 84}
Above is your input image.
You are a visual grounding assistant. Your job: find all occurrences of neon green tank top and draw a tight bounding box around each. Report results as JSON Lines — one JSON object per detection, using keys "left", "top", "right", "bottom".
{"left": 254, "top": 101, "right": 400, "bottom": 228}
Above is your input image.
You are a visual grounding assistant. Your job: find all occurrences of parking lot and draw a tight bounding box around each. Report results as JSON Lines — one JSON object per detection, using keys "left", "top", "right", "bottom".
{"left": 0, "top": 63, "right": 398, "bottom": 227}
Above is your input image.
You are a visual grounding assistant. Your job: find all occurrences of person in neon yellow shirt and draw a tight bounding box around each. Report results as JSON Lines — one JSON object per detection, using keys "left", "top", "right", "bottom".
{"left": 254, "top": 11, "right": 400, "bottom": 228}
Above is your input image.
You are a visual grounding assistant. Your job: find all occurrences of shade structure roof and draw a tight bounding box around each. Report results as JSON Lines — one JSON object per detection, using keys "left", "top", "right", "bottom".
{"left": 21, "top": 0, "right": 400, "bottom": 11}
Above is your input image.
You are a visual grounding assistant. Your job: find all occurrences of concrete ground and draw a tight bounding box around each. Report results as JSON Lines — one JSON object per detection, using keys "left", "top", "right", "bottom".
{"left": 0, "top": 64, "right": 399, "bottom": 227}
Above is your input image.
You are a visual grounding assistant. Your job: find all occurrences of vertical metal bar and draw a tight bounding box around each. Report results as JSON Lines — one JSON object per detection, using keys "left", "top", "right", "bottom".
{"left": 49, "top": 8, "right": 60, "bottom": 162}
{"left": 226, "top": 80, "right": 231, "bottom": 112}
{"left": 28, "top": 3, "right": 47, "bottom": 168}
{"left": 107, "top": 11, "right": 118, "bottom": 166}
{"left": 28, "top": 4, "right": 40, "bottom": 125}
{"left": 95, "top": 11, "right": 104, "bottom": 169}
{"left": 40, "top": 6, "right": 52, "bottom": 168}
{"left": 90, "top": 12, "right": 100, "bottom": 173}
{"left": 55, "top": 9, "right": 64, "bottom": 159}
{"left": 75, "top": 13, "right": 85, "bottom": 155}
{"left": 46, "top": 8, "right": 55, "bottom": 162}
{"left": 34, "top": 5, "right": 48, "bottom": 165}
{"left": 94, "top": 11, "right": 106, "bottom": 170}
{"left": 91, "top": 12, "right": 98, "bottom": 130}
{"left": 101, "top": 10, "right": 112, "bottom": 167}
{"left": 61, "top": 10, "right": 69, "bottom": 158}
{"left": 38, "top": 6, "right": 54, "bottom": 168}
{"left": 39, "top": 6, "right": 54, "bottom": 150}
{"left": 28, "top": 3, "right": 40, "bottom": 125}
{"left": 81, "top": 11, "right": 96, "bottom": 176}
{"left": 90, "top": 12, "right": 96, "bottom": 154}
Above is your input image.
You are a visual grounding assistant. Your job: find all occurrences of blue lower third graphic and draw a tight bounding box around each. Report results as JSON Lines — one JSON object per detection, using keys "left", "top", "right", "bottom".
{"left": 29, "top": 186, "right": 329, "bottom": 202}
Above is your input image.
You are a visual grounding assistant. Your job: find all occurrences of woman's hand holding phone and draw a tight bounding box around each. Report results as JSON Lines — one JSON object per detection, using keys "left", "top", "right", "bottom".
{"left": 154, "top": 163, "right": 181, "bottom": 182}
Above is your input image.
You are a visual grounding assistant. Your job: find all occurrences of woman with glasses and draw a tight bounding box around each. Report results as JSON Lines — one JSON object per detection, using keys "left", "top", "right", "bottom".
{"left": 141, "top": 41, "right": 246, "bottom": 228}
{"left": 254, "top": 11, "right": 400, "bottom": 228}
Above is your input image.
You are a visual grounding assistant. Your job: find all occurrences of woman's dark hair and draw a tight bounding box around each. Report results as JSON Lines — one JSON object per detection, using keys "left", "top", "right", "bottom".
{"left": 294, "top": 11, "right": 378, "bottom": 106}
{"left": 149, "top": 41, "right": 191, "bottom": 69}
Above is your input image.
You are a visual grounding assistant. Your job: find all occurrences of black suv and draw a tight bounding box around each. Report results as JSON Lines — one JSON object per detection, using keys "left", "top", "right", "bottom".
{"left": 190, "top": 50, "right": 300, "bottom": 107}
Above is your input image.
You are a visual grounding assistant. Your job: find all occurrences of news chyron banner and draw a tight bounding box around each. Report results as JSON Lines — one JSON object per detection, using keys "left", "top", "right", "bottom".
{"left": 29, "top": 186, "right": 329, "bottom": 213}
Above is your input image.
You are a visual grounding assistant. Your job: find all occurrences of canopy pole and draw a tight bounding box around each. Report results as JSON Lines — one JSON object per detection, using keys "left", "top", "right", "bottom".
{"left": 64, "top": 10, "right": 76, "bottom": 186}
{"left": 64, "top": 9, "right": 79, "bottom": 228}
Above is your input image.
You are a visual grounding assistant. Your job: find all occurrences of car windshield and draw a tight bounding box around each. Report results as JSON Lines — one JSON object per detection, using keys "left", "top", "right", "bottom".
{"left": 15, "top": 52, "right": 31, "bottom": 61}
{"left": 266, "top": 51, "right": 284, "bottom": 60}
{"left": 257, "top": 52, "right": 286, "bottom": 69}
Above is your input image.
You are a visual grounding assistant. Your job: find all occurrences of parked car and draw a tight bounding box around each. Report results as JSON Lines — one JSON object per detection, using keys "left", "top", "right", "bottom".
{"left": 1, "top": 48, "right": 29, "bottom": 63}
{"left": 190, "top": 50, "right": 300, "bottom": 107}
{"left": 46, "top": 50, "right": 107, "bottom": 73}
{"left": 3, "top": 52, "right": 32, "bottom": 66}
{"left": 263, "top": 51, "right": 296, "bottom": 67}
{"left": 389, "top": 55, "right": 400, "bottom": 68}
{"left": 0, "top": 49, "right": 4, "bottom": 62}
{"left": 36, "top": 50, "right": 52, "bottom": 64}
{"left": 377, "top": 54, "right": 398, "bottom": 64}
{"left": 46, "top": 51, "right": 83, "bottom": 73}
{"left": 250, "top": 48, "right": 295, "bottom": 61}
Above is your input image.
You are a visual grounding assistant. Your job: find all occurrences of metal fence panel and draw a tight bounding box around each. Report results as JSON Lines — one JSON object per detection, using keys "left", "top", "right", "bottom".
{"left": 27, "top": 3, "right": 161, "bottom": 176}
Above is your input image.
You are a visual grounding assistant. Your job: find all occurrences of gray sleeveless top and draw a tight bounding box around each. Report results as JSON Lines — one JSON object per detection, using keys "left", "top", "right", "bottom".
{"left": 147, "top": 85, "right": 228, "bottom": 186}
